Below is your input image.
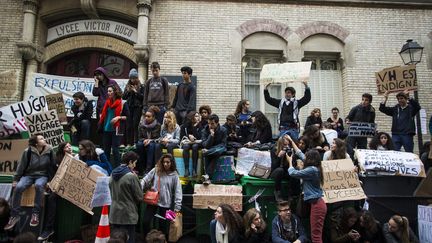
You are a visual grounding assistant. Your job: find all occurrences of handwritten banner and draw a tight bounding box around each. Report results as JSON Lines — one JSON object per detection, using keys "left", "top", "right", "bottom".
{"left": 25, "top": 110, "right": 64, "bottom": 148}
{"left": 48, "top": 154, "right": 104, "bottom": 214}
{"left": 27, "top": 73, "right": 128, "bottom": 119}
{"left": 236, "top": 148, "right": 271, "bottom": 175}
{"left": 348, "top": 122, "right": 376, "bottom": 137}
{"left": 322, "top": 159, "right": 366, "bottom": 203}
{"left": 45, "top": 93, "right": 67, "bottom": 124}
{"left": 375, "top": 65, "right": 417, "bottom": 94}
{"left": 91, "top": 176, "right": 112, "bottom": 207}
{"left": 0, "top": 96, "right": 48, "bottom": 138}
{"left": 193, "top": 184, "right": 242, "bottom": 211}
{"left": 355, "top": 149, "right": 425, "bottom": 177}
{"left": 418, "top": 205, "right": 432, "bottom": 243}
{"left": 260, "top": 61, "right": 312, "bottom": 84}
{"left": 0, "top": 139, "right": 28, "bottom": 175}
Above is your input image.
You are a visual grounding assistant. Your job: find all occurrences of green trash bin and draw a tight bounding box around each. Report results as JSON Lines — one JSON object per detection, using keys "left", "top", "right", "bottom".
{"left": 55, "top": 198, "right": 87, "bottom": 242}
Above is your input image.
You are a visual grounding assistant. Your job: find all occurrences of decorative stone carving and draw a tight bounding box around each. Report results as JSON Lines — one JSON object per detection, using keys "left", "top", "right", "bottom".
{"left": 81, "top": 0, "right": 99, "bottom": 19}
{"left": 23, "top": 0, "right": 39, "bottom": 14}
{"left": 295, "top": 21, "right": 350, "bottom": 43}
{"left": 236, "top": 19, "right": 291, "bottom": 41}
{"left": 16, "top": 41, "right": 44, "bottom": 62}
{"left": 137, "top": 0, "right": 152, "bottom": 15}
{"left": 134, "top": 44, "right": 149, "bottom": 63}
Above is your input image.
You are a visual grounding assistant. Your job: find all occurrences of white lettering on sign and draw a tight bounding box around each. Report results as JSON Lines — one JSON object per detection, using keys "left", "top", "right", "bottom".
{"left": 47, "top": 20, "right": 137, "bottom": 43}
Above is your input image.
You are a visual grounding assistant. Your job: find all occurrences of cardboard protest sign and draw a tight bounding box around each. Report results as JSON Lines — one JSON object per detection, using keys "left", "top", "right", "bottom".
{"left": 260, "top": 62, "right": 312, "bottom": 84}
{"left": 322, "top": 159, "right": 366, "bottom": 203}
{"left": 418, "top": 205, "right": 432, "bottom": 243}
{"left": 348, "top": 122, "right": 376, "bottom": 137}
{"left": 28, "top": 73, "right": 128, "bottom": 119}
{"left": 0, "top": 139, "right": 28, "bottom": 175}
{"left": 20, "top": 185, "right": 36, "bottom": 207}
{"left": 0, "top": 96, "right": 47, "bottom": 138}
{"left": 193, "top": 184, "right": 242, "bottom": 211}
{"left": 45, "top": 93, "right": 67, "bottom": 124}
{"left": 236, "top": 148, "right": 271, "bottom": 175}
{"left": 355, "top": 149, "right": 425, "bottom": 177}
{"left": 48, "top": 154, "right": 104, "bottom": 214}
{"left": 25, "top": 110, "right": 64, "bottom": 148}
{"left": 0, "top": 183, "right": 12, "bottom": 201}
{"left": 375, "top": 65, "right": 417, "bottom": 94}
{"left": 91, "top": 176, "right": 112, "bottom": 207}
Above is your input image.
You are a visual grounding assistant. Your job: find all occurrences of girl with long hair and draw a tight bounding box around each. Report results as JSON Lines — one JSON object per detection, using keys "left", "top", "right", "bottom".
{"left": 244, "top": 110, "right": 272, "bottom": 147}
{"left": 305, "top": 108, "right": 323, "bottom": 129}
{"left": 358, "top": 210, "right": 384, "bottom": 243}
{"left": 55, "top": 142, "right": 73, "bottom": 165}
{"left": 98, "top": 84, "right": 129, "bottom": 167}
{"left": 369, "top": 132, "right": 394, "bottom": 151}
{"left": 287, "top": 149, "right": 327, "bottom": 243}
{"left": 75, "top": 140, "right": 112, "bottom": 175}
{"left": 141, "top": 154, "right": 182, "bottom": 238}
{"left": 323, "top": 138, "right": 350, "bottom": 161}
{"left": 383, "top": 215, "right": 419, "bottom": 243}
{"left": 210, "top": 203, "right": 244, "bottom": 243}
{"left": 302, "top": 125, "right": 329, "bottom": 156}
{"left": 180, "top": 111, "right": 202, "bottom": 177}
{"left": 155, "top": 111, "right": 180, "bottom": 161}
{"left": 243, "top": 208, "right": 270, "bottom": 243}
{"left": 234, "top": 99, "right": 253, "bottom": 143}
{"left": 136, "top": 106, "right": 161, "bottom": 174}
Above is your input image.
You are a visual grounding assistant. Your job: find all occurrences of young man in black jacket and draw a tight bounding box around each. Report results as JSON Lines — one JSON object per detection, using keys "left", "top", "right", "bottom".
{"left": 379, "top": 90, "right": 420, "bottom": 152}
{"left": 68, "top": 92, "right": 93, "bottom": 146}
{"left": 171, "top": 66, "right": 196, "bottom": 125}
{"left": 346, "top": 93, "right": 376, "bottom": 149}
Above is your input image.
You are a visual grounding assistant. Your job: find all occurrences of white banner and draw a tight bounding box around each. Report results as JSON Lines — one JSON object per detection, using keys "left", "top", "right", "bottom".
{"left": 355, "top": 149, "right": 425, "bottom": 177}
{"left": 418, "top": 205, "right": 432, "bottom": 243}
{"left": 235, "top": 148, "right": 271, "bottom": 175}
{"left": 27, "top": 73, "right": 128, "bottom": 119}
{"left": 0, "top": 96, "right": 48, "bottom": 137}
{"left": 260, "top": 61, "right": 312, "bottom": 84}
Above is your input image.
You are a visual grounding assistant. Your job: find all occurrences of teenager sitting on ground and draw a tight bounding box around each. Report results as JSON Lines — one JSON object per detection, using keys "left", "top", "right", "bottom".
{"left": 383, "top": 215, "right": 419, "bottom": 243}
{"left": 323, "top": 138, "right": 350, "bottom": 161}
{"left": 210, "top": 204, "right": 244, "bottom": 243}
{"left": 329, "top": 207, "right": 361, "bottom": 243}
{"left": 271, "top": 200, "right": 308, "bottom": 243}
{"left": 357, "top": 210, "right": 384, "bottom": 243}
{"left": 223, "top": 114, "right": 242, "bottom": 151}
{"left": 243, "top": 208, "right": 271, "bottom": 243}
{"left": 305, "top": 108, "right": 323, "bottom": 129}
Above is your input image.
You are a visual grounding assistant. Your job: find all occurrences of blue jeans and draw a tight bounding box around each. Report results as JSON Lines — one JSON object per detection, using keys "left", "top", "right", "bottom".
{"left": 279, "top": 127, "right": 299, "bottom": 140}
{"left": 136, "top": 140, "right": 157, "bottom": 173}
{"left": 103, "top": 131, "right": 121, "bottom": 168}
{"left": 392, "top": 134, "right": 414, "bottom": 152}
{"left": 71, "top": 119, "right": 91, "bottom": 146}
{"left": 12, "top": 176, "right": 48, "bottom": 216}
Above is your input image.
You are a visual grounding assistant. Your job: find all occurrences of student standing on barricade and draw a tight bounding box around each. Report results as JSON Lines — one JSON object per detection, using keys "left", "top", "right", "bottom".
{"left": 171, "top": 66, "right": 196, "bottom": 125}
{"left": 143, "top": 62, "right": 169, "bottom": 124}
{"left": 264, "top": 81, "right": 311, "bottom": 139}
{"left": 92, "top": 67, "right": 120, "bottom": 121}
{"left": 122, "top": 68, "right": 144, "bottom": 146}
{"left": 5, "top": 134, "right": 56, "bottom": 231}
{"left": 379, "top": 90, "right": 420, "bottom": 152}
{"left": 68, "top": 92, "right": 93, "bottom": 146}
{"left": 345, "top": 93, "right": 375, "bottom": 149}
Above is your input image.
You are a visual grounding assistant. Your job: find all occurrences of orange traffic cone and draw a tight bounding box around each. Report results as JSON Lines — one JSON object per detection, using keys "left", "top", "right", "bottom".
{"left": 95, "top": 205, "right": 110, "bottom": 243}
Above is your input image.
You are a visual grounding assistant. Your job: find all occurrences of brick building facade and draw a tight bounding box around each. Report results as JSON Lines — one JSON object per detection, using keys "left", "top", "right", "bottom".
{"left": 1, "top": 0, "right": 431, "bottom": 147}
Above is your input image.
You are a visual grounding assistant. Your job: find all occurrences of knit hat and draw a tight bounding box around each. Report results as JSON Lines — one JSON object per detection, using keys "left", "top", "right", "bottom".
{"left": 129, "top": 68, "right": 138, "bottom": 78}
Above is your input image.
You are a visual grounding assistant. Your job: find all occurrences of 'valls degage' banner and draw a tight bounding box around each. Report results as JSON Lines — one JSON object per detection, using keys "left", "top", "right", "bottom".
{"left": 25, "top": 110, "right": 64, "bottom": 148}
{"left": 27, "top": 73, "right": 128, "bottom": 119}
{"left": 49, "top": 154, "right": 104, "bottom": 214}
{"left": 322, "top": 159, "right": 366, "bottom": 203}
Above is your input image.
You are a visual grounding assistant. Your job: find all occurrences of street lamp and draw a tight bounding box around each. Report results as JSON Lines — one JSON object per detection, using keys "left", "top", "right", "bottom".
{"left": 399, "top": 39, "right": 424, "bottom": 152}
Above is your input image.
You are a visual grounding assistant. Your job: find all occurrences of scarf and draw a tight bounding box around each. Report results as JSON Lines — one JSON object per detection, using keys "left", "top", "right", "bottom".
{"left": 215, "top": 221, "right": 229, "bottom": 243}
{"left": 278, "top": 97, "right": 298, "bottom": 125}
{"left": 99, "top": 98, "right": 122, "bottom": 128}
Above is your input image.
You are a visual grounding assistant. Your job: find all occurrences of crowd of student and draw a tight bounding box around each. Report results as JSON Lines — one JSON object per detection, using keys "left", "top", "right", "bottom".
{"left": 0, "top": 62, "right": 428, "bottom": 243}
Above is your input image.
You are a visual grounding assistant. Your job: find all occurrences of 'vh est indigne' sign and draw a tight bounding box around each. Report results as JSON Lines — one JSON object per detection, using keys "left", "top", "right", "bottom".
{"left": 375, "top": 65, "right": 417, "bottom": 94}
{"left": 348, "top": 122, "right": 376, "bottom": 137}
{"left": 25, "top": 110, "right": 64, "bottom": 147}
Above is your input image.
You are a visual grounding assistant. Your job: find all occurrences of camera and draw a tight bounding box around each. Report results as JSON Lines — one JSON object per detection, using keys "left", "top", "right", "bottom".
{"left": 283, "top": 147, "right": 293, "bottom": 156}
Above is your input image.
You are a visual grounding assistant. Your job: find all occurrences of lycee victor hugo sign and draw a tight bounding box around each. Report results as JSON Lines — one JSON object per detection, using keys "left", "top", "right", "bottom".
{"left": 47, "top": 19, "right": 138, "bottom": 43}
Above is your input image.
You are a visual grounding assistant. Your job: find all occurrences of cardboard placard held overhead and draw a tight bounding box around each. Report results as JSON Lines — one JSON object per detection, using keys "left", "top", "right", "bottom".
{"left": 348, "top": 122, "right": 376, "bottom": 137}
{"left": 45, "top": 93, "right": 67, "bottom": 124}
{"left": 0, "top": 139, "right": 28, "bottom": 175}
{"left": 418, "top": 205, "right": 432, "bottom": 243}
{"left": 375, "top": 65, "right": 417, "bottom": 94}
{"left": 48, "top": 154, "right": 104, "bottom": 214}
{"left": 25, "top": 110, "right": 65, "bottom": 148}
{"left": 193, "top": 184, "right": 243, "bottom": 211}
{"left": 355, "top": 149, "right": 426, "bottom": 177}
{"left": 260, "top": 62, "right": 312, "bottom": 84}
{"left": 322, "top": 159, "right": 366, "bottom": 204}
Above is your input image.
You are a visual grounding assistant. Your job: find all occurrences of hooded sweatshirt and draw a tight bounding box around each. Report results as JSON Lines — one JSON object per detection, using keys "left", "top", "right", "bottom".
{"left": 14, "top": 145, "right": 55, "bottom": 182}
{"left": 109, "top": 165, "right": 143, "bottom": 225}
{"left": 92, "top": 67, "right": 120, "bottom": 116}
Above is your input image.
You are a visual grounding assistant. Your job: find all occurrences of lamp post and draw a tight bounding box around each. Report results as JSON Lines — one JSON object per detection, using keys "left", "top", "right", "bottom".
{"left": 399, "top": 39, "right": 424, "bottom": 151}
